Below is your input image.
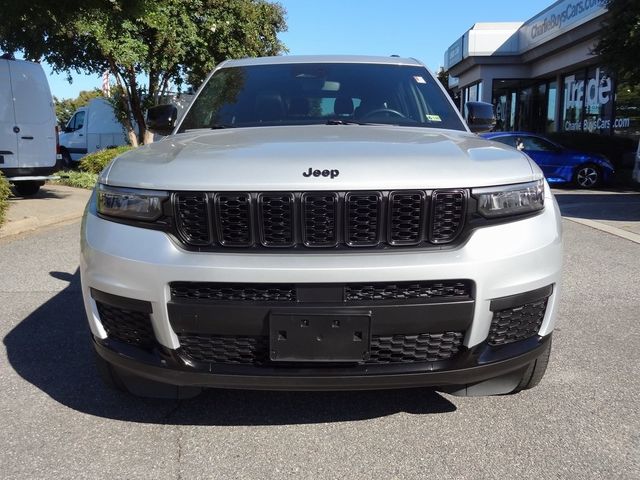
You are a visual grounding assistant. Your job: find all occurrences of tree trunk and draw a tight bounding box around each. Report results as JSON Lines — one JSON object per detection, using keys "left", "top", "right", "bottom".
{"left": 127, "top": 129, "right": 139, "bottom": 147}
{"left": 142, "top": 129, "right": 155, "bottom": 144}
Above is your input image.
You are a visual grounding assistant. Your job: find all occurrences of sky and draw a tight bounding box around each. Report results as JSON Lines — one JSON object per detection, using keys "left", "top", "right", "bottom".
{"left": 44, "top": 0, "right": 553, "bottom": 100}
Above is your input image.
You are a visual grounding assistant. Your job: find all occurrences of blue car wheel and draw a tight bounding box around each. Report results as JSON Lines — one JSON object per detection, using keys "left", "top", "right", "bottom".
{"left": 574, "top": 163, "right": 601, "bottom": 189}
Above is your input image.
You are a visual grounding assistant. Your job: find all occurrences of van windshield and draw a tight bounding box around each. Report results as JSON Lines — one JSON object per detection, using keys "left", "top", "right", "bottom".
{"left": 178, "top": 63, "right": 465, "bottom": 132}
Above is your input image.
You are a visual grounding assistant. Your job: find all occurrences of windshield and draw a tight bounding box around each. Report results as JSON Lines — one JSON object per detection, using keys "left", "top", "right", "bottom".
{"left": 178, "top": 63, "right": 466, "bottom": 132}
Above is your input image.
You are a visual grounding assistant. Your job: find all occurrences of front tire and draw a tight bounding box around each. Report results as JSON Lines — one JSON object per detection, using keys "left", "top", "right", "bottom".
{"left": 94, "top": 349, "right": 202, "bottom": 399}
{"left": 574, "top": 163, "right": 601, "bottom": 189}
{"left": 511, "top": 337, "right": 552, "bottom": 393}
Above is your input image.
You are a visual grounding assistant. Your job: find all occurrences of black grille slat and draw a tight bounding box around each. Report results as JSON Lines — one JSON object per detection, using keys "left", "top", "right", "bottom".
{"left": 345, "top": 280, "right": 471, "bottom": 302}
{"left": 389, "top": 191, "right": 425, "bottom": 245}
{"left": 259, "top": 193, "right": 294, "bottom": 246}
{"left": 215, "top": 193, "right": 252, "bottom": 246}
{"left": 96, "top": 302, "right": 155, "bottom": 348}
{"left": 177, "top": 332, "right": 464, "bottom": 365}
{"left": 174, "top": 193, "right": 211, "bottom": 245}
{"left": 346, "top": 193, "right": 381, "bottom": 246}
{"left": 431, "top": 191, "right": 465, "bottom": 244}
{"left": 488, "top": 299, "right": 548, "bottom": 346}
{"left": 368, "top": 332, "right": 464, "bottom": 363}
{"left": 302, "top": 193, "right": 338, "bottom": 247}
{"left": 171, "top": 282, "right": 296, "bottom": 302}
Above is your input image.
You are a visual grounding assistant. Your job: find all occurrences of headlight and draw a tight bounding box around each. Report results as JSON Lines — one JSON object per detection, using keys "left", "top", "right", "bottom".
{"left": 473, "top": 179, "right": 544, "bottom": 218}
{"left": 97, "top": 184, "right": 168, "bottom": 221}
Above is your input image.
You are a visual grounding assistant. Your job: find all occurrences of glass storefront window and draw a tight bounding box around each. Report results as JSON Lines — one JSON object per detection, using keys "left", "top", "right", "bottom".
{"left": 582, "top": 67, "right": 614, "bottom": 134}
{"left": 546, "top": 81, "right": 557, "bottom": 133}
{"left": 613, "top": 82, "right": 640, "bottom": 137}
{"left": 562, "top": 70, "right": 585, "bottom": 131}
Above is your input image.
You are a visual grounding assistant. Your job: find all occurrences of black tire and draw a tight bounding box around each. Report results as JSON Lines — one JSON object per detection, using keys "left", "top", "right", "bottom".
{"left": 512, "top": 337, "right": 552, "bottom": 393}
{"left": 60, "top": 149, "right": 73, "bottom": 170}
{"left": 94, "top": 349, "right": 201, "bottom": 399}
{"left": 94, "top": 349, "right": 128, "bottom": 393}
{"left": 14, "top": 181, "right": 42, "bottom": 196}
{"left": 574, "top": 163, "right": 601, "bottom": 189}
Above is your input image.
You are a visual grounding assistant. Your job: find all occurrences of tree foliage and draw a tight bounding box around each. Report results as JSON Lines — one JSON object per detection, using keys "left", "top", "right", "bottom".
{"left": 595, "top": 0, "right": 640, "bottom": 85}
{"left": 0, "top": 0, "right": 287, "bottom": 145}
{"left": 54, "top": 89, "right": 102, "bottom": 127}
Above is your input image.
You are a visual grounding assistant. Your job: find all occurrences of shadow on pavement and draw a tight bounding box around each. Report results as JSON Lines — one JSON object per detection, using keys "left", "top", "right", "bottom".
{"left": 3, "top": 270, "right": 456, "bottom": 426}
{"left": 9, "top": 187, "right": 71, "bottom": 201}
{"left": 554, "top": 191, "right": 640, "bottom": 222}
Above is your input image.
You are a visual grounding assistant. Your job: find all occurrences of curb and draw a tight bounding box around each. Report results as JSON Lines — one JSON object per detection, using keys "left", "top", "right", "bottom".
{"left": 564, "top": 216, "right": 640, "bottom": 245}
{"left": 0, "top": 211, "right": 83, "bottom": 239}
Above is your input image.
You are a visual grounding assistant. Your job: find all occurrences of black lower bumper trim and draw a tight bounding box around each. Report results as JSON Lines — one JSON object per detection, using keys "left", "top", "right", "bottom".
{"left": 1, "top": 166, "right": 58, "bottom": 178}
{"left": 93, "top": 335, "right": 551, "bottom": 391}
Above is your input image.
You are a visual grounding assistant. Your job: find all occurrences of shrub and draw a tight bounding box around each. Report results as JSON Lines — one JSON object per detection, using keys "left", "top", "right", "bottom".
{"left": 79, "top": 145, "right": 133, "bottom": 175}
{"left": 54, "top": 171, "right": 99, "bottom": 189}
{"left": 0, "top": 171, "right": 11, "bottom": 226}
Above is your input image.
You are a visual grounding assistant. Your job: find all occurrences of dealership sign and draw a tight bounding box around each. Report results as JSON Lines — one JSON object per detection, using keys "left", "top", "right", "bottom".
{"left": 521, "top": 0, "right": 607, "bottom": 52}
{"left": 563, "top": 67, "right": 631, "bottom": 132}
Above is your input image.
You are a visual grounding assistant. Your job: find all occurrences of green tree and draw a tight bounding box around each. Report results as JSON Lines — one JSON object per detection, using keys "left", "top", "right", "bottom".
{"left": 595, "top": 0, "right": 640, "bottom": 85}
{"left": 54, "top": 89, "right": 102, "bottom": 127}
{"left": 0, "top": 0, "right": 287, "bottom": 145}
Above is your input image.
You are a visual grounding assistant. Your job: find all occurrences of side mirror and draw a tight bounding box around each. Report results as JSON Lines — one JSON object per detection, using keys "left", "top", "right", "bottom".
{"left": 63, "top": 126, "right": 73, "bottom": 133}
{"left": 465, "top": 101, "right": 496, "bottom": 133}
{"left": 147, "top": 104, "right": 178, "bottom": 135}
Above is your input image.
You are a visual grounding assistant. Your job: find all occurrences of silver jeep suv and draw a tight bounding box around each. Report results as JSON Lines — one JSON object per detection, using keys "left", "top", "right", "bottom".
{"left": 81, "top": 55, "right": 562, "bottom": 398}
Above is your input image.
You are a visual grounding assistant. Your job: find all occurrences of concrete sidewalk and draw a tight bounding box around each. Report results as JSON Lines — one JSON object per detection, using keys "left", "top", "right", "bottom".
{"left": 552, "top": 187, "right": 640, "bottom": 244}
{"left": 0, "top": 184, "right": 91, "bottom": 239}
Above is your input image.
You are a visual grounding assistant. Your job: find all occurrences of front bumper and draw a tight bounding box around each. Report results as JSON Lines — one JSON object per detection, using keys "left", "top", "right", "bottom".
{"left": 81, "top": 190, "right": 562, "bottom": 390}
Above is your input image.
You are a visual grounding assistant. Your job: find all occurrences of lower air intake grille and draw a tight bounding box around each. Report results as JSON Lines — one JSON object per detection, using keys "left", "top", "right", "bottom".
{"left": 488, "top": 298, "right": 548, "bottom": 346}
{"left": 345, "top": 280, "right": 472, "bottom": 302}
{"left": 96, "top": 302, "right": 155, "bottom": 349}
{"left": 170, "top": 282, "right": 296, "bottom": 302}
{"left": 177, "top": 332, "right": 464, "bottom": 365}
{"left": 367, "top": 332, "right": 464, "bottom": 363}
{"left": 178, "top": 335, "right": 269, "bottom": 364}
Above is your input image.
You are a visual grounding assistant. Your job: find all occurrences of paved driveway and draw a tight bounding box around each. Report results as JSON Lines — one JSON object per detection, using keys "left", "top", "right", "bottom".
{"left": 1, "top": 218, "right": 639, "bottom": 479}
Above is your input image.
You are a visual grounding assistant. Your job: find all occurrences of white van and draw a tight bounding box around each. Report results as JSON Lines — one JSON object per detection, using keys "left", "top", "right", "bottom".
{"left": 59, "top": 98, "right": 128, "bottom": 165}
{"left": 0, "top": 56, "right": 58, "bottom": 196}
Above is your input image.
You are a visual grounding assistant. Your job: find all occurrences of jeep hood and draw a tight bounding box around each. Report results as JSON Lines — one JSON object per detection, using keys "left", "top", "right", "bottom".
{"left": 102, "top": 125, "right": 537, "bottom": 190}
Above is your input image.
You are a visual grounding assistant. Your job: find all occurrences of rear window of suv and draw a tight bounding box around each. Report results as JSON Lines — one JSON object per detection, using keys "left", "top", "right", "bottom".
{"left": 179, "top": 63, "right": 465, "bottom": 132}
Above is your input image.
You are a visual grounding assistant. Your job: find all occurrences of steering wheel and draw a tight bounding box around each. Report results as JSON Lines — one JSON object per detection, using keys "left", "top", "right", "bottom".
{"left": 361, "top": 108, "right": 406, "bottom": 119}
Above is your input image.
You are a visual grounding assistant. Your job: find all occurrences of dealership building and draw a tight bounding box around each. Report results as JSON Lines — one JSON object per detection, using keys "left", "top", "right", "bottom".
{"left": 443, "top": 0, "right": 637, "bottom": 138}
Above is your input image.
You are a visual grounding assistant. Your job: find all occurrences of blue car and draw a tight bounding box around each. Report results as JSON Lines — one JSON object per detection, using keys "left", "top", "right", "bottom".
{"left": 481, "top": 132, "right": 615, "bottom": 188}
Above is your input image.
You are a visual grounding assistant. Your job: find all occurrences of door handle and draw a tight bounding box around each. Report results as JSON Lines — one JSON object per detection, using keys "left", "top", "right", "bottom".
{"left": 21, "top": 136, "right": 34, "bottom": 140}
{"left": 78, "top": 134, "right": 84, "bottom": 137}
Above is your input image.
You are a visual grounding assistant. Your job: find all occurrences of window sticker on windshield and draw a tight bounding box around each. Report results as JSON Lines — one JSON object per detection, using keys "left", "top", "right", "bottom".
{"left": 426, "top": 114, "right": 442, "bottom": 122}
{"left": 413, "top": 76, "right": 426, "bottom": 84}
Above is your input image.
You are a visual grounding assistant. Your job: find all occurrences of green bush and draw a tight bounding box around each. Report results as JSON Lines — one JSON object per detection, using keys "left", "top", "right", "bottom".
{"left": 0, "top": 171, "right": 11, "bottom": 226}
{"left": 54, "top": 170, "right": 99, "bottom": 190}
{"left": 79, "top": 145, "right": 133, "bottom": 175}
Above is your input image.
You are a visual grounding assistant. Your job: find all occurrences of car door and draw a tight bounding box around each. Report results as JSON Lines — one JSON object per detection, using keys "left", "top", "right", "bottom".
{"left": 519, "top": 136, "right": 564, "bottom": 180}
{"left": 0, "top": 59, "right": 18, "bottom": 170}
{"left": 65, "top": 110, "right": 87, "bottom": 161}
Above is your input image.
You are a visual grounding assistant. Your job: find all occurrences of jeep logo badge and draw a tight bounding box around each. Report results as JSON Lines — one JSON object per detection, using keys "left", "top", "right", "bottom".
{"left": 303, "top": 168, "right": 340, "bottom": 179}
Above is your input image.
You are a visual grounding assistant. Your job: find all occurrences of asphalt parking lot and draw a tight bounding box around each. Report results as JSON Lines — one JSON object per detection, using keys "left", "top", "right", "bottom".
{"left": 1, "top": 190, "right": 639, "bottom": 479}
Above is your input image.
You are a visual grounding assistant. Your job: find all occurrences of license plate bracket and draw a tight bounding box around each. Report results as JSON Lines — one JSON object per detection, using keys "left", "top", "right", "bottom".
{"left": 269, "top": 312, "right": 371, "bottom": 362}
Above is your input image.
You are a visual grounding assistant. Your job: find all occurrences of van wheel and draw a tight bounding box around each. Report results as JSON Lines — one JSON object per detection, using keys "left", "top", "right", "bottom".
{"left": 511, "top": 338, "right": 552, "bottom": 393}
{"left": 61, "top": 150, "right": 73, "bottom": 169}
{"left": 14, "top": 181, "right": 42, "bottom": 196}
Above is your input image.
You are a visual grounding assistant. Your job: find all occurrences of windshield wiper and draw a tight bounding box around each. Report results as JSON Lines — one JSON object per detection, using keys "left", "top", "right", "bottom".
{"left": 325, "top": 119, "right": 387, "bottom": 126}
{"left": 210, "top": 123, "right": 235, "bottom": 129}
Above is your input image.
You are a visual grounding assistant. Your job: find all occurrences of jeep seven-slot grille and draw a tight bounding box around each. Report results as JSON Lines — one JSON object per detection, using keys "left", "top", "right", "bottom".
{"left": 173, "top": 190, "right": 466, "bottom": 250}
{"left": 177, "top": 332, "right": 464, "bottom": 365}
